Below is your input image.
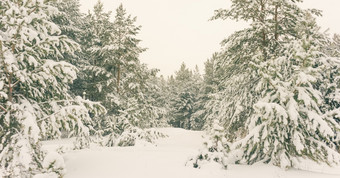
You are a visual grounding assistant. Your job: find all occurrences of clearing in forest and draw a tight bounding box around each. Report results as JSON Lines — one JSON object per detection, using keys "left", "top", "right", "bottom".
{"left": 43, "top": 128, "right": 340, "bottom": 178}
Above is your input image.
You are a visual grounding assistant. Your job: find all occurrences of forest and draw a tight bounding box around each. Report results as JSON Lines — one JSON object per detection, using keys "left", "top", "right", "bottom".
{"left": 0, "top": 0, "right": 340, "bottom": 177}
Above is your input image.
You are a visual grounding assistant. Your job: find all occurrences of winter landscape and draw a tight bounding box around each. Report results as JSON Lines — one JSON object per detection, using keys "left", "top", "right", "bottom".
{"left": 1, "top": 0, "right": 340, "bottom": 178}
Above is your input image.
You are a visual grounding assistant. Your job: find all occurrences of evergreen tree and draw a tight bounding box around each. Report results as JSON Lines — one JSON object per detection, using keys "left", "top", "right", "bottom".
{"left": 112, "top": 4, "right": 145, "bottom": 94}
{"left": 168, "top": 63, "right": 205, "bottom": 130}
{"left": 169, "top": 63, "right": 194, "bottom": 128}
{"left": 320, "top": 34, "right": 340, "bottom": 152}
{"left": 191, "top": 54, "right": 221, "bottom": 131}
{"left": 203, "top": 53, "right": 220, "bottom": 94}
{"left": 199, "top": 0, "right": 340, "bottom": 169}
{"left": 107, "top": 4, "right": 166, "bottom": 135}
{"left": 70, "top": 1, "right": 120, "bottom": 140}
{"left": 107, "top": 66, "right": 168, "bottom": 147}
{"left": 188, "top": 66, "right": 206, "bottom": 130}
{"left": 141, "top": 70, "right": 168, "bottom": 127}
{"left": 50, "top": 0, "right": 86, "bottom": 96}
{"left": 81, "top": 1, "right": 117, "bottom": 110}
{"left": 0, "top": 0, "right": 104, "bottom": 176}
{"left": 50, "top": 0, "right": 83, "bottom": 47}
{"left": 76, "top": 3, "right": 167, "bottom": 146}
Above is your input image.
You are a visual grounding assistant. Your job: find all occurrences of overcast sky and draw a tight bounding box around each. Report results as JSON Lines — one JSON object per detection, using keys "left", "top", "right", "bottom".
{"left": 78, "top": 0, "right": 340, "bottom": 77}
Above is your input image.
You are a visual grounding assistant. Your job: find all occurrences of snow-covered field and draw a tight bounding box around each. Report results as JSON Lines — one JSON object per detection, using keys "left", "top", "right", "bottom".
{"left": 43, "top": 128, "right": 340, "bottom": 178}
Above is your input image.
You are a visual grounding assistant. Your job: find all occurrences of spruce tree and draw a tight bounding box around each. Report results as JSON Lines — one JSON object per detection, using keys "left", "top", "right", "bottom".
{"left": 320, "top": 34, "right": 340, "bottom": 152}
{"left": 78, "top": 3, "right": 167, "bottom": 146}
{"left": 188, "top": 66, "right": 205, "bottom": 130}
{"left": 81, "top": 1, "right": 117, "bottom": 110}
{"left": 50, "top": 0, "right": 83, "bottom": 47}
{"left": 191, "top": 54, "right": 221, "bottom": 131}
{"left": 0, "top": 0, "right": 104, "bottom": 176}
{"left": 112, "top": 4, "right": 145, "bottom": 94}
{"left": 200, "top": 0, "right": 340, "bottom": 168}
{"left": 167, "top": 63, "right": 205, "bottom": 130}
{"left": 169, "top": 63, "right": 194, "bottom": 128}
{"left": 108, "top": 4, "right": 150, "bottom": 132}
{"left": 70, "top": 1, "right": 120, "bottom": 141}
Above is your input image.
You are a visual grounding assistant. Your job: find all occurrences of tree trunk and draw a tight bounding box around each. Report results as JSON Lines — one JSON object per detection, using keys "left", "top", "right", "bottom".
{"left": 274, "top": 5, "right": 279, "bottom": 41}
{"left": 117, "top": 63, "right": 120, "bottom": 93}
{"left": 260, "top": 0, "right": 267, "bottom": 60}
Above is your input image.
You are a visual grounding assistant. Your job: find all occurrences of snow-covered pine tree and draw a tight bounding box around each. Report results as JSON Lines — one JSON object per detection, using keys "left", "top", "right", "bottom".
{"left": 0, "top": 0, "right": 105, "bottom": 176}
{"left": 71, "top": 1, "right": 120, "bottom": 141}
{"left": 111, "top": 4, "right": 147, "bottom": 128}
{"left": 320, "top": 57, "right": 340, "bottom": 153}
{"left": 235, "top": 12, "right": 340, "bottom": 168}
{"left": 203, "top": 53, "right": 220, "bottom": 94}
{"left": 112, "top": 4, "right": 146, "bottom": 94}
{"left": 137, "top": 68, "right": 168, "bottom": 128}
{"left": 320, "top": 34, "right": 340, "bottom": 152}
{"left": 145, "top": 74, "right": 169, "bottom": 127}
{"left": 50, "top": 0, "right": 83, "bottom": 48}
{"left": 81, "top": 0, "right": 117, "bottom": 111}
{"left": 89, "top": 4, "right": 166, "bottom": 146}
{"left": 322, "top": 34, "right": 340, "bottom": 118}
{"left": 112, "top": 65, "right": 168, "bottom": 146}
{"left": 200, "top": 0, "right": 340, "bottom": 169}
{"left": 50, "top": 0, "right": 84, "bottom": 92}
{"left": 103, "top": 3, "right": 145, "bottom": 141}
{"left": 168, "top": 63, "right": 195, "bottom": 129}
{"left": 173, "top": 91, "right": 195, "bottom": 129}
{"left": 190, "top": 54, "right": 222, "bottom": 131}
{"left": 187, "top": 66, "right": 206, "bottom": 130}
{"left": 167, "top": 63, "right": 205, "bottom": 130}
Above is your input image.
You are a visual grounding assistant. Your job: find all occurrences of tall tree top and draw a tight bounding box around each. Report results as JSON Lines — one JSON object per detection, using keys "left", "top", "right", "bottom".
{"left": 93, "top": 0, "right": 111, "bottom": 20}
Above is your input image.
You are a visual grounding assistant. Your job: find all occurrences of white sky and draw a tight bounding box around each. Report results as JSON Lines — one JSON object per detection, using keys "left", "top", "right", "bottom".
{"left": 78, "top": 0, "right": 340, "bottom": 77}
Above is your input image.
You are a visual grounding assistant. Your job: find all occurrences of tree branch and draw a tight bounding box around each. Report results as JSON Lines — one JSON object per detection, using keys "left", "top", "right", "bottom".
{"left": 12, "top": 80, "right": 19, "bottom": 87}
{"left": 0, "top": 105, "right": 7, "bottom": 112}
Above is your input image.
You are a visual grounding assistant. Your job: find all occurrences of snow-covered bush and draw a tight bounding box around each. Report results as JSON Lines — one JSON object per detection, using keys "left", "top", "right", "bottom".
{"left": 117, "top": 127, "right": 167, "bottom": 147}
{"left": 42, "top": 151, "right": 66, "bottom": 176}
{"left": 187, "top": 120, "right": 228, "bottom": 169}
{"left": 105, "top": 117, "right": 167, "bottom": 147}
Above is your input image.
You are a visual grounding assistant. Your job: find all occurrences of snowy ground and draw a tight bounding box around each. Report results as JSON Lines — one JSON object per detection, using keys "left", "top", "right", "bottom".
{"left": 43, "top": 128, "right": 340, "bottom": 178}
